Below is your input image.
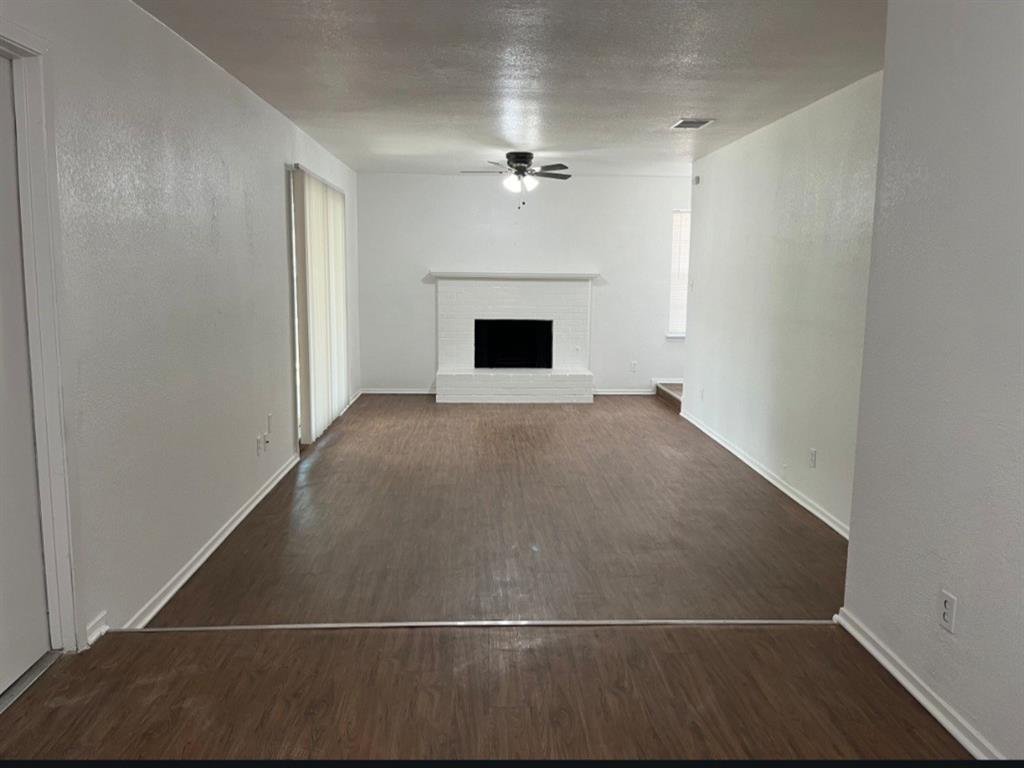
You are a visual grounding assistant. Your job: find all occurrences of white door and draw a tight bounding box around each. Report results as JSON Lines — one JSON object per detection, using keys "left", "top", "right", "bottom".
{"left": 0, "top": 55, "right": 50, "bottom": 693}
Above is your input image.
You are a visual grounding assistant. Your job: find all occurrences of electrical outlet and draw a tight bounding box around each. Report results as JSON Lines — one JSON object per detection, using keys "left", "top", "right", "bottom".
{"left": 939, "top": 589, "right": 957, "bottom": 633}
{"left": 809, "top": 449, "right": 817, "bottom": 468}
{"left": 630, "top": 360, "right": 638, "bottom": 373}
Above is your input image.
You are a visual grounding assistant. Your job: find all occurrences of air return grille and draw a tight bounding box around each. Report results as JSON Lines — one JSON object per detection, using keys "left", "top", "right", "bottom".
{"left": 672, "top": 118, "right": 714, "bottom": 130}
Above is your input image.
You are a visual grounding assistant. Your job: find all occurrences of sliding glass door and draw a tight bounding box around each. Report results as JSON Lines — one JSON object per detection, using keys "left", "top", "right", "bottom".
{"left": 291, "top": 167, "right": 347, "bottom": 444}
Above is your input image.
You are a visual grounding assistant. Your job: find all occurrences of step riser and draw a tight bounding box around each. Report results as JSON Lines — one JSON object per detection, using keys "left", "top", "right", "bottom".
{"left": 655, "top": 384, "right": 682, "bottom": 410}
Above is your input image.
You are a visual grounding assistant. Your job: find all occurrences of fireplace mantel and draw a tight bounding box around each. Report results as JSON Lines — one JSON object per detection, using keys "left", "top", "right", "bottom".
{"left": 427, "top": 270, "right": 600, "bottom": 281}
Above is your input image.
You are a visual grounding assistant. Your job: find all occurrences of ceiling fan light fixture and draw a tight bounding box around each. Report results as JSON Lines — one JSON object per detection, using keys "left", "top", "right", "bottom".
{"left": 465, "top": 151, "right": 570, "bottom": 197}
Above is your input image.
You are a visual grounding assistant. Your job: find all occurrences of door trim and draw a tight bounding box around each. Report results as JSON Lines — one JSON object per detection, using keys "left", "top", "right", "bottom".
{"left": 0, "top": 19, "right": 79, "bottom": 651}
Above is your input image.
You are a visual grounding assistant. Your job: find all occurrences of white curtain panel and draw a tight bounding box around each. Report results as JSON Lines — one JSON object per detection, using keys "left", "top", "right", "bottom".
{"left": 327, "top": 185, "right": 348, "bottom": 417}
{"left": 294, "top": 169, "right": 347, "bottom": 443}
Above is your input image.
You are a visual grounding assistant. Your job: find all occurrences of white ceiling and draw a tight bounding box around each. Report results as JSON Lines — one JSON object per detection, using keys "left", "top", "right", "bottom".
{"left": 136, "top": 0, "right": 886, "bottom": 176}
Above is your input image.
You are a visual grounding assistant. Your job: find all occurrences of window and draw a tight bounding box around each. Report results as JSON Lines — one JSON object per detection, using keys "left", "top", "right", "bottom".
{"left": 667, "top": 210, "right": 691, "bottom": 337}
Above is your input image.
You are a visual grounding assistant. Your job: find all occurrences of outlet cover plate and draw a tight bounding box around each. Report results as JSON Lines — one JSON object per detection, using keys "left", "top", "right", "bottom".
{"left": 939, "top": 589, "right": 957, "bottom": 633}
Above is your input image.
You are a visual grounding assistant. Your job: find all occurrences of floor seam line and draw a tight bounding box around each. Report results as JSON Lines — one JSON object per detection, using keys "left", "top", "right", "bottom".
{"left": 113, "top": 618, "right": 838, "bottom": 633}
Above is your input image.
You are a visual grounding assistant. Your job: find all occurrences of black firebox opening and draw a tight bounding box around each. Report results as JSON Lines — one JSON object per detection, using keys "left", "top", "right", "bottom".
{"left": 474, "top": 319, "right": 553, "bottom": 369}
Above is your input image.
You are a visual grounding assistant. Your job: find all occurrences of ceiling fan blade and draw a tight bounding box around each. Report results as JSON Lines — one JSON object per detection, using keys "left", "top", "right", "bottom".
{"left": 487, "top": 160, "right": 509, "bottom": 169}
{"left": 536, "top": 163, "right": 568, "bottom": 172}
{"left": 460, "top": 170, "right": 506, "bottom": 174}
{"left": 532, "top": 172, "right": 571, "bottom": 180}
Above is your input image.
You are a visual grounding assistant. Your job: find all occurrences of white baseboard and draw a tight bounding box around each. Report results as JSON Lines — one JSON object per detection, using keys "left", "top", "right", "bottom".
{"left": 835, "top": 608, "right": 1003, "bottom": 759}
{"left": 681, "top": 410, "right": 849, "bottom": 538}
{"left": 123, "top": 453, "right": 300, "bottom": 630}
{"left": 359, "top": 387, "right": 435, "bottom": 395}
{"left": 85, "top": 610, "right": 108, "bottom": 646}
{"left": 594, "top": 388, "right": 656, "bottom": 395}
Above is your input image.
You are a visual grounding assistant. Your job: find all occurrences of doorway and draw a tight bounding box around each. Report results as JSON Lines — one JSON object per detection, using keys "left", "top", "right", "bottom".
{"left": 0, "top": 54, "right": 50, "bottom": 695}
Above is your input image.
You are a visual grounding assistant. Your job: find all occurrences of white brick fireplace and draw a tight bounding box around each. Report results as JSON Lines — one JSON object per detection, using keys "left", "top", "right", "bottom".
{"left": 431, "top": 271, "right": 598, "bottom": 403}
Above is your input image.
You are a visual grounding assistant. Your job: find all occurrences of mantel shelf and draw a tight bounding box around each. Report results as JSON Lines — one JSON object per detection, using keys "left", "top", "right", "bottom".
{"left": 427, "top": 270, "right": 600, "bottom": 281}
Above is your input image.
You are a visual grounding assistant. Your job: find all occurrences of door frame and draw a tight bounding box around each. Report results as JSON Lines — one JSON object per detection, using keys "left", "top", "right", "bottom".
{"left": 0, "top": 19, "right": 79, "bottom": 652}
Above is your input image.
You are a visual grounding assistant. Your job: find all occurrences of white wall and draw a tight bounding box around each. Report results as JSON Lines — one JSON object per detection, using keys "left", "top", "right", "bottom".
{"left": 842, "top": 1, "right": 1023, "bottom": 758}
{"left": 684, "top": 72, "right": 882, "bottom": 533}
{"left": 0, "top": 0, "right": 359, "bottom": 635}
{"left": 357, "top": 174, "right": 689, "bottom": 392}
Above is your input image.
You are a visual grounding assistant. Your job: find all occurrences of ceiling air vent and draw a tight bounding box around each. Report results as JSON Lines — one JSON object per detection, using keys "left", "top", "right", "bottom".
{"left": 672, "top": 118, "right": 714, "bottom": 130}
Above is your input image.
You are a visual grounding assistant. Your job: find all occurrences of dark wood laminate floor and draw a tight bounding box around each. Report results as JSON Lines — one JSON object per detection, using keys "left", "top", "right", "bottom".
{"left": 151, "top": 395, "right": 847, "bottom": 625}
{"left": 0, "top": 625, "right": 968, "bottom": 760}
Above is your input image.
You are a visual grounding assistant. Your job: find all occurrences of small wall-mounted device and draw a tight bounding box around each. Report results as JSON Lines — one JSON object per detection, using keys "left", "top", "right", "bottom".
{"left": 939, "top": 589, "right": 958, "bottom": 633}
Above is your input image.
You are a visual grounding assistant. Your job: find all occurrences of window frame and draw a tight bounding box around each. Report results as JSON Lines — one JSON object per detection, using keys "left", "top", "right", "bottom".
{"left": 666, "top": 208, "right": 691, "bottom": 339}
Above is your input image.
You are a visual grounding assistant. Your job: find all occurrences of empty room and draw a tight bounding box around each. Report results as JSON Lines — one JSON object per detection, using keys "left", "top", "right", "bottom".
{"left": 0, "top": 0, "right": 1020, "bottom": 761}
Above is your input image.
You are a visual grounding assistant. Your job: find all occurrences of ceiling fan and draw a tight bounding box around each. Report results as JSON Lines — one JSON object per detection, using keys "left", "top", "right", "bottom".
{"left": 461, "top": 151, "right": 572, "bottom": 200}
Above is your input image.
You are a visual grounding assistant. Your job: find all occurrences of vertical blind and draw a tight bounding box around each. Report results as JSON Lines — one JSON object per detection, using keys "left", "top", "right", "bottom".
{"left": 667, "top": 210, "right": 691, "bottom": 335}
{"left": 292, "top": 168, "right": 347, "bottom": 444}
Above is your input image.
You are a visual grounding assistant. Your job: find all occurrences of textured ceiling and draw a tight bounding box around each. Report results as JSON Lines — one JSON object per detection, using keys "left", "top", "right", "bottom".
{"left": 136, "top": 0, "right": 886, "bottom": 175}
